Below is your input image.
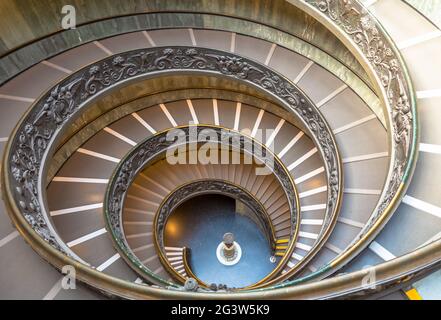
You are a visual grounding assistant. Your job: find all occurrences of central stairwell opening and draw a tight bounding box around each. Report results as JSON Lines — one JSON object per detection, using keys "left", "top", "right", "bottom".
{"left": 164, "top": 194, "right": 276, "bottom": 288}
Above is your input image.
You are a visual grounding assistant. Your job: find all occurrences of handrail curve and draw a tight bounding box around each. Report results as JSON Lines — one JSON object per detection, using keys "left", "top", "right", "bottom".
{"left": 2, "top": 45, "right": 341, "bottom": 297}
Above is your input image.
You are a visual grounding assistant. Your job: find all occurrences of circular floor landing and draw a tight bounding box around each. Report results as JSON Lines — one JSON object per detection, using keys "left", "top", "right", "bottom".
{"left": 164, "top": 194, "right": 276, "bottom": 288}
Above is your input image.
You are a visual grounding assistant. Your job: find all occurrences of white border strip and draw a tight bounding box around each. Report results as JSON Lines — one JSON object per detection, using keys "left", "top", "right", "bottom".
{"left": 287, "top": 147, "right": 317, "bottom": 171}
{"left": 165, "top": 246, "right": 184, "bottom": 251}
{"left": 300, "top": 219, "right": 323, "bottom": 225}
{"left": 316, "top": 85, "right": 347, "bottom": 108}
{"left": 301, "top": 203, "right": 326, "bottom": 212}
{"left": 142, "top": 255, "right": 157, "bottom": 264}
{"left": 338, "top": 217, "right": 364, "bottom": 228}
{"left": 134, "top": 244, "right": 155, "bottom": 254}
{"left": 234, "top": 102, "right": 241, "bottom": 130}
{"left": 41, "top": 60, "right": 72, "bottom": 74}
{"left": 230, "top": 33, "right": 236, "bottom": 53}
{"left": 325, "top": 243, "right": 343, "bottom": 254}
{"left": 213, "top": 99, "right": 220, "bottom": 125}
{"left": 188, "top": 28, "right": 197, "bottom": 46}
{"left": 294, "top": 166, "right": 324, "bottom": 184}
{"left": 251, "top": 109, "right": 265, "bottom": 138}
{"left": 93, "top": 40, "right": 113, "bottom": 56}
{"left": 52, "top": 177, "right": 109, "bottom": 184}
{"left": 124, "top": 221, "right": 153, "bottom": 226}
{"left": 264, "top": 43, "right": 277, "bottom": 65}
{"left": 126, "top": 232, "right": 153, "bottom": 239}
{"left": 294, "top": 61, "right": 313, "bottom": 83}
{"left": 132, "top": 112, "right": 156, "bottom": 134}
{"left": 124, "top": 207, "right": 155, "bottom": 216}
{"left": 403, "top": 195, "right": 441, "bottom": 219}
{"left": 344, "top": 188, "right": 381, "bottom": 195}
{"left": 369, "top": 241, "right": 396, "bottom": 261}
{"left": 140, "top": 173, "right": 170, "bottom": 193}
{"left": 333, "top": 114, "right": 376, "bottom": 135}
{"left": 153, "top": 265, "right": 165, "bottom": 274}
{"left": 363, "top": 0, "right": 377, "bottom": 8}
{"left": 308, "top": 265, "right": 318, "bottom": 272}
{"left": 142, "top": 31, "right": 156, "bottom": 47}
{"left": 186, "top": 99, "right": 199, "bottom": 124}
{"left": 417, "top": 89, "right": 441, "bottom": 99}
{"left": 96, "top": 253, "right": 120, "bottom": 271}
{"left": 291, "top": 252, "right": 304, "bottom": 262}
{"left": 420, "top": 142, "right": 441, "bottom": 155}
{"left": 278, "top": 131, "right": 304, "bottom": 158}
{"left": 50, "top": 203, "right": 103, "bottom": 216}
{"left": 103, "top": 127, "right": 136, "bottom": 146}
{"left": 265, "top": 119, "right": 285, "bottom": 147}
{"left": 77, "top": 148, "right": 120, "bottom": 163}
{"left": 42, "top": 278, "right": 63, "bottom": 300}
{"left": 126, "top": 194, "right": 157, "bottom": 206}
{"left": 398, "top": 30, "right": 441, "bottom": 50}
{"left": 419, "top": 231, "right": 441, "bottom": 248}
{"left": 67, "top": 228, "right": 107, "bottom": 247}
{"left": 299, "top": 186, "right": 327, "bottom": 198}
{"left": 0, "top": 94, "right": 34, "bottom": 103}
{"left": 159, "top": 103, "right": 177, "bottom": 127}
{"left": 298, "top": 231, "right": 318, "bottom": 240}
{"left": 342, "top": 151, "right": 388, "bottom": 163}
{"left": 132, "top": 182, "right": 163, "bottom": 199}
{"left": 296, "top": 242, "right": 312, "bottom": 251}
{"left": 0, "top": 231, "right": 19, "bottom": 248}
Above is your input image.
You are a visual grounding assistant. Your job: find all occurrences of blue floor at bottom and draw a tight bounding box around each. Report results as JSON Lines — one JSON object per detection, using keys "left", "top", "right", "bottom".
{"left": 164, "top": 194, "right": 276, "bottom": 288}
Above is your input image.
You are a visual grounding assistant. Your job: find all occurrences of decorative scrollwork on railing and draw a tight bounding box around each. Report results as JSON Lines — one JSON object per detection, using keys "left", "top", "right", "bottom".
{"left": 305, "top": 0, "right": 417, "bottom": 253}
{"left": 152, "top": 179, "right": 277, "bottom": 287}
{"left": 104, "top": 125, "right": 298, "bottom": 285}
{"left": 5, "top": 46, "right": 341, "bottom": 266}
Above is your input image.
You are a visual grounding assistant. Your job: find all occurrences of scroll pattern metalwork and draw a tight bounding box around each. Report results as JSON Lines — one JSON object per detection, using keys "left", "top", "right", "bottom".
{"left": 154, "top": 180, "right": 275, "bottom": 249}
{"left": 307, "top": 0, "right": 416, "bottom": 242}
{"left": 105, "top": 126, "right": 297, "bottom": 284}
{"left": 6, "top": 46, "right": 341, "bottom": 256}
{"left": 106, "top": 126, "right": 297, "bottom": 242}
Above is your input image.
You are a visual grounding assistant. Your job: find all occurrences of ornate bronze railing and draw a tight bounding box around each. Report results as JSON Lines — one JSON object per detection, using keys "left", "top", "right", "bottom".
{"left": 105, "top": 125, "right": 299, "bottom": 287}
{"left": 261, "top": 0, "right": 418, "bottom": 288}
{"left": 2, "top": 44, "right": 342, "bottom": 296}
{"left": 152, "top": 179, "right": 280, "bottom": 286}
{"left": 0, "top": 0, "right": 425, "bottom": 297}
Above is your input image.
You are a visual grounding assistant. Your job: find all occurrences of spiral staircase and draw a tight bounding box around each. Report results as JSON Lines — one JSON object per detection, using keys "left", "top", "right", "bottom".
{"left": 0, "top": 0, "right": 440, "bottom": 300}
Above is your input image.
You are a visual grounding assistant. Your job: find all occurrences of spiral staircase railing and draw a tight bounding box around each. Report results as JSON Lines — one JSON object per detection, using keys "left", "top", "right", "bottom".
{"left": 105, "top": 125, "right": 300, "bottom": 287}
{"left": 0, "top": 0, "right": 425, "bottom": 299}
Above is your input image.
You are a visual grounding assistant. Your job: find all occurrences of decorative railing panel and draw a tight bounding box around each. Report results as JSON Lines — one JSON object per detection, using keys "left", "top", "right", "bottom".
{"left": 3, "top": 45, "right": 342, "bottom": 296}
{"left": 275, "top": 0, "right": 418, "bottom": 281}
{"left": 105, "top": 125, "right": 299, "bottom": 286}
